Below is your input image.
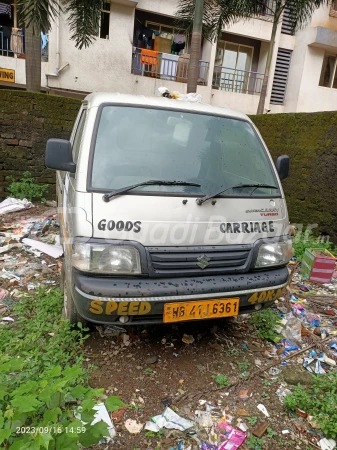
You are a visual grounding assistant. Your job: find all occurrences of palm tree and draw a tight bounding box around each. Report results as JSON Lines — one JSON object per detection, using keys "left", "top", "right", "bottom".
{"left": 19, "top": 0, "right": 102, "bottom": 92}
{"left": 176, "top": 0, "right": 330, "bottom": 112}
{"left": 176, "top": 0, "right": 261, "bottom": 94}
{"left": 256, "top": 0, "right": 330, "bottom": 114}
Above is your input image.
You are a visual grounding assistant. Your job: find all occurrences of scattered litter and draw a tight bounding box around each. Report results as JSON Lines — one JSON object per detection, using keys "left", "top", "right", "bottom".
{"left": 195, "top": 410, "right": 213, "bottom": 428}
{"left": 238, "top": 422, "right": 248, "bottom": 432}
{"left": 269, "top": 367, "right": 280, "bottom": 376}
{"left": 0, "top": 288, "right": 9, "bottom": 300}
{"left": 217, "top": 424, "right": 247, "bottom": 450}
{"left": 0, "top": 197, "right": 33, "bottom": 215}
{"left": 239, "top": 389, "right": 252, "bottom": 400}
{"left": 145, "top": 407, "right": 194, "bottom": 432}
{"left": 282, "top": 429, "right": 290, "bottom": 434}
{"left": 252, "top": 421, "right": 269, "bottom": 438}
{"left": 276, "top": 384, "right": 291, "bottom": 402}
{"left": 318, "top": 438, "right": 336, "bottom": 450}
{"left": 124, "top": 418, "right": 143, "bottom": 434}
{"left": 257, "top": 404, "right": 270, "bottom": 417}
{"left": 242, "top": 344, "right": 249, "bottom": 351}
{"left": 22, "top": 238, "right": 63, "bottom": 258}
{"left": 182, "top": 334, "right": 195, "bottom": 344}
{"left": 158, "top": 86, "right": 202, "bottom": 103}
{"left": 1, "top": 316, "right": 14, "bottom": 322}
{"left": 96, "top": 325, "right": 127, "bottom": 338}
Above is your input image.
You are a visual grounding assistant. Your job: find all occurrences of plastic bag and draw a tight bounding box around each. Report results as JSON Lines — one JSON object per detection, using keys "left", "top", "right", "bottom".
{"left": 282, "top": 313, "right": 302, "bottom": 345}
{"left": 158, "top": 87, "right": 202, "bottom": 103}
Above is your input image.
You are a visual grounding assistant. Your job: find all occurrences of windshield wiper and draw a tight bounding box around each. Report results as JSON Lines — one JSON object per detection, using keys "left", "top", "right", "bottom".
{"left": 196, "top": 183, "right": 278, "bottom": 206}
{"left": 103, "top": 180, "right": 201, "bottom": 202}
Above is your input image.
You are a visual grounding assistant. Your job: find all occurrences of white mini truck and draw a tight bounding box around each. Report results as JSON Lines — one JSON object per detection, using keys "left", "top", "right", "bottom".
{"left": 46, "top": 93, "right": 293, "bottom": 325}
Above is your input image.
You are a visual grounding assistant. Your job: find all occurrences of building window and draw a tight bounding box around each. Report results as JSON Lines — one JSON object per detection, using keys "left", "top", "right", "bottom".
{"left": 98, "top": 2, "right": 110, "bottom": 39}
{"left": 319, "top": 54, "right": 337, "bottom": 88}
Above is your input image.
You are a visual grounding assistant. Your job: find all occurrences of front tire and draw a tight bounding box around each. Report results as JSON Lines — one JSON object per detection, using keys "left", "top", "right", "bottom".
{"left": 62, "top": 276, "right": 85, "bottom": 325}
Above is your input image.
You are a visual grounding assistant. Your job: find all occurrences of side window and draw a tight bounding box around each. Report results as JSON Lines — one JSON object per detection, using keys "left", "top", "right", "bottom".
{"left": 72, "top": 110, "right": 87, "bottom": 164}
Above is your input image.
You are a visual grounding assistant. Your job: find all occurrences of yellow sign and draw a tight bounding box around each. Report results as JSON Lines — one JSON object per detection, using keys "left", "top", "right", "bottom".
{"left": 164, "top": 298, "right": 239, "bottom": 323}
{"left": 0, "top": 68, "right": 15, "bottom": 83}
{"left": 248, "top": 287, "right": 286, "bottom": 305}
{"left": 89, "top": 300, "right": 151, "bottom": 316}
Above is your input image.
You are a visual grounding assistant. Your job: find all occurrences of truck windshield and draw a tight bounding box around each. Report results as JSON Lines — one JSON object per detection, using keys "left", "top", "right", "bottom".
{"left": 90, "top": 106, "right": 280, "bottom": 197}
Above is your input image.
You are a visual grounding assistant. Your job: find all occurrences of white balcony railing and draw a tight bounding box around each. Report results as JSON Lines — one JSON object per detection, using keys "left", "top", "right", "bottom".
{"left": 212, "top": 66, "right": 264, "bottom": 95}
{"left": 131, "top": 48, "right": 209, "bottom": 85}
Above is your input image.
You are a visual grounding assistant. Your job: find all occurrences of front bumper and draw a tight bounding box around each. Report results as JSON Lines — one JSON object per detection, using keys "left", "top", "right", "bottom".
{"left": 72, "top": 266, "right": 289, "bottom": 325}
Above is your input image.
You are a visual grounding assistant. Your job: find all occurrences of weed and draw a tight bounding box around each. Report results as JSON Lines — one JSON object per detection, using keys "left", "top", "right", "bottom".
{"left": 212, "top": 374, "right": 230, "bottom": 388}
{"left": 292, "top": 231, "right": 337, "bottom": 261}
{"left": 7, "top": 171, "right": 49, "bottom": 201}
{"left": 284, "top": 371, "right": 337, "bottom": 438}
{"left": 262, "top": 379, "right": 271, "bottom": 387}
{"left": 288, "top": 379, "right": 333, "bottom": 433}
{"left": 248, "top": 436, "right": 263, "bottom": 449}
{"left": 266, "top": 428, "right": 277, "bottom": 439}
{"left": 0, "top": 288, "right": 125, "bottom": 449}
{"left": 249, "top": 309, "right": 283, "bottom": 343}
{"left": 224, "top": 349, "right": 243, "bottom": 357}
{"left": 247, "top": 416, "right": 258, "bottom": 426}
{"left": 261, "top": 391, "right": 270, "bottom": 400}
{"left": 236, "top": 360, "right": 250, "bottom": 371}
{"left": 145, "top": 430, "right": 164, "bottom": 439}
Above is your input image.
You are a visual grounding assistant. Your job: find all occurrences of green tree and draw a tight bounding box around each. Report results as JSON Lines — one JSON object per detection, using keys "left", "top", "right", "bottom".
{"left": 256, "top": 0, "right": 330, "bottom": 114}
{"left": 176, "top": 0, "right": 330, "bottom": 110}
{"left": 18, "top": 0, "right": 102, "bottom": 92}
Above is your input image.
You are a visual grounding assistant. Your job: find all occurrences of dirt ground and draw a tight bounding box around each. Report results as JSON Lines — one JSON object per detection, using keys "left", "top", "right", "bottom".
{"left": 1, "top": 205, "right": 334, "bottom": 450}
{"left": 86, "top": 317, "right": 319, "bottom": 450}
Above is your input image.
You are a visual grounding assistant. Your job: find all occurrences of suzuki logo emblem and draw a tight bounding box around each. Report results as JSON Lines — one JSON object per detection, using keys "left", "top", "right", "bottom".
{"left": 197, "top": 254, "right": 210, "bottom": 269}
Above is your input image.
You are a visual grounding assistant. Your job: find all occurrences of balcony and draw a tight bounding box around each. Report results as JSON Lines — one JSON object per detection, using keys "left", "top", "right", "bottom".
{"left": 212, "top": 67, "right": 264, "bottom": 95}
{"left": 0, "top": 29, "right": 24, "bottom": 57}
{"left": 131, "top": 48, "right": 209, "bottom": 85}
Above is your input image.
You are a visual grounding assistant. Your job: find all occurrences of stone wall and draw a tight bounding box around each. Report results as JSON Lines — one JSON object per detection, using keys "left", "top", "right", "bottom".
{"left": 0, "top": 90, "right": 80, "bottom": 199}
{"left": 1, "top": 90, "right": 337, "bottom": 239}
{"left": 251, "top": 112, "right": 337, "bottom": 241}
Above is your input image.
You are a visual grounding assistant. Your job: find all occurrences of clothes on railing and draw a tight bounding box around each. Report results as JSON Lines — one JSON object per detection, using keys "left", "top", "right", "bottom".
{"left": 0, "top": 2, "right": 11, "bottom": 18}
{"left": 140, "top": 48, "right": 158, "bottom": 65}
{"left": 11, "top": 28, "right": 23, "bottom": 54}
{"left": 160, "top": 53, "right": 179, "bottom": 80}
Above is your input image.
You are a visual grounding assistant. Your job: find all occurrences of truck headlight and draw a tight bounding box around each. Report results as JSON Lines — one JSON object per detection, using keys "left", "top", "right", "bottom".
{"left": 72, "top": 243, "right": 141, "bottom": 274}
{"left": 255, "top": 240, "right": 293, "bottom": 268}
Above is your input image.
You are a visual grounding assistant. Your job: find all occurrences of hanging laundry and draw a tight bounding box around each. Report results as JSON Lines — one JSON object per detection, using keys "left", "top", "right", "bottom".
{"left": 160, "top": 53, "right": 179, "bottom": 81}
{"left": 140, "top": 48, "right": 158, "bottom": 66}
{"left": 11, "top": 28, "right": 23, "bottom": 54}
{"left": 0, "top": 3, "right": 11, "bottom": 18}
{"left": 41, "top": 33, "right": 49, "bottom": 50}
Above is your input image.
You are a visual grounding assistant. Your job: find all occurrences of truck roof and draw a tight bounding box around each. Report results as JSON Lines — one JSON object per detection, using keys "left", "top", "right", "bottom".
{"left": 84, "top": 92, "right": 250, "bottom": 121}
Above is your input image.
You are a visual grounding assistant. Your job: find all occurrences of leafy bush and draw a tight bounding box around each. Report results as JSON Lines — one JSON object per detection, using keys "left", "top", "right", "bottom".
{"left": 0, "top": 288, "right": 125, "bottom": 449}
{"left": 292, "top": 231, "right": 336, "bottom": 261}
{"left": 7, "top": 171, "right": 48, "bottom": 201}
{"left": 249, "top": 309, "right": 283, "bottom": 343}
{"left": 284, "top": 372, "right": 337, "bottom": 438}
{"left": 212, "top": 374, "right": 230, "bottom": 388}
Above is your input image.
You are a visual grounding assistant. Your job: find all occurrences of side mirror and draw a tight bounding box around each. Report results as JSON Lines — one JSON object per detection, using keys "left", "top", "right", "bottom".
{"left": 276, "top": 155, "right": 290, "bottom": 180}
{"left": 45, "top": 139, "right": 76, "bottom": 173}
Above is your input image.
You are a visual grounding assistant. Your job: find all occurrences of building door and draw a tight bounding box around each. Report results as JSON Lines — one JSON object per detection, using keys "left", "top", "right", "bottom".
{"left": 214, "top": 42, "right": 253, "bottom": 92}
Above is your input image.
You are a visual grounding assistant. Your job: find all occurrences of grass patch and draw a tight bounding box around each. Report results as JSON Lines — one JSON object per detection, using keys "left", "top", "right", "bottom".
{"left": 0, "top": 288, "right": 125, "bottom": 449}
{"left": 292, "top": 231, "right": 337, "bottom": 261}
{"left": 249, "top": 309, "right": 283, "bottom": 343}
{"left": 284, "top": 372, "right": 337, "bottom": 439}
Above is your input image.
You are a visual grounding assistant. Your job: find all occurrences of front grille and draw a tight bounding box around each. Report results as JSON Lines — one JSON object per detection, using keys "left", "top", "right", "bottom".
{"left": 147, "top": 245, "right": 253, "bottom": 277}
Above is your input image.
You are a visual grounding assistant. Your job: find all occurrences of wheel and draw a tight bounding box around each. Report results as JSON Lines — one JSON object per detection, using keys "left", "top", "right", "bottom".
{"left": 62, "top": 277, "right": 85, "bottom": 325}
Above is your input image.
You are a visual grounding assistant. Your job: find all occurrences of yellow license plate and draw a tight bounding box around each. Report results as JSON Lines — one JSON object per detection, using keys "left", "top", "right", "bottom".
{"left": 163, "top": 298, "right": 239, "bottom": 323}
